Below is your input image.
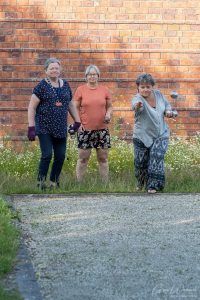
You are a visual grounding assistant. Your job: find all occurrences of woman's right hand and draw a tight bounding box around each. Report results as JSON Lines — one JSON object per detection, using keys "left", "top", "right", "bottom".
{"left": 135, "top": 101, "right": 143, "bottom": 110}
{"left": 27, "top": 126, "right": 36, "bottom": 141}
{"left": 68, "top": 122, "right": 81, "bottom": 135}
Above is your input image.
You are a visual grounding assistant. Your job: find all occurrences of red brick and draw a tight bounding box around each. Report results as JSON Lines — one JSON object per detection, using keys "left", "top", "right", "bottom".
{"left": 0, "top": 2, "right": 200, "bottom": 139}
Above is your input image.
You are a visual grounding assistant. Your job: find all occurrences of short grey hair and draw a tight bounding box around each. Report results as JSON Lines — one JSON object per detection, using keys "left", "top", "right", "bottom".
{"left": 136, "top": 73, "right": 155, "bottom": 87}
{"left": 44, "top": 58, "right": 61, "bottom": 70}
{"left": 85, "top": 65, "right": 100, "bottom": 77}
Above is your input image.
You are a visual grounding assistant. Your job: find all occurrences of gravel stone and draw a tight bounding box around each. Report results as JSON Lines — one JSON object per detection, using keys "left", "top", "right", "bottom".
{"left": 12, "top": 194, "right": 200, "bottom": 300}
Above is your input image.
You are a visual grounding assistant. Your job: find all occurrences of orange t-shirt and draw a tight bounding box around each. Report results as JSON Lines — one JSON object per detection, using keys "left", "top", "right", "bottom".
{"left": 73, "top": 84, "right": 112, "bottom": 130}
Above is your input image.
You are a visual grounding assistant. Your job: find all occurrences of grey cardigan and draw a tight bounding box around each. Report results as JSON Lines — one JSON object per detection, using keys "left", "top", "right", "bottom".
{"left": 132, "top": 89, "right": 172, "bottom": 147}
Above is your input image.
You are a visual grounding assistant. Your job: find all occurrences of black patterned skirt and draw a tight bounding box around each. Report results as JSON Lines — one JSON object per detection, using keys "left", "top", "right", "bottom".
{"left": 77, "top": 128, "right": 111, "bottom": 149}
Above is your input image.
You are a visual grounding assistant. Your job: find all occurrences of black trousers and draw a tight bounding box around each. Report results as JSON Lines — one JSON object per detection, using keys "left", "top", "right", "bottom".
{"left": 37, "top": 134, "right": 66, "bottom": 183}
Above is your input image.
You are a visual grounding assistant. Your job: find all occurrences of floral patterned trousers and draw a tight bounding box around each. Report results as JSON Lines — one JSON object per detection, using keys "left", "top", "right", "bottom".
{"left": 133, "top": 137, "right": 169, "bottom": 191}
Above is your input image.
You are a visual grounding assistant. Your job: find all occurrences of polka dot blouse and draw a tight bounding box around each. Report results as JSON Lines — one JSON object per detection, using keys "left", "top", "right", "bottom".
{"left": 33, "top": 79, "right": 72, "bottom": 138}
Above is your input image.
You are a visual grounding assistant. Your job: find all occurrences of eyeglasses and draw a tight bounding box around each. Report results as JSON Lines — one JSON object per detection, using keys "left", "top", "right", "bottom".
{"left": 87, "top": 73, "right": 98, "bottom": 77}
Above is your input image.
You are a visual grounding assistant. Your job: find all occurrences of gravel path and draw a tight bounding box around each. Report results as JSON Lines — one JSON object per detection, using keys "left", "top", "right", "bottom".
{"left": 12, "top": 193, "right": 200, "bottom": 300}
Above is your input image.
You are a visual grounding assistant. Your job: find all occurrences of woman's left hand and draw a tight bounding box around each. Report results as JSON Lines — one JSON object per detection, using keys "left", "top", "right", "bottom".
{"left": 104, "top": 114, "right": 111, "bottom": 123}
{"left": 165, "top": 110, "right": 173, "bottom": 118}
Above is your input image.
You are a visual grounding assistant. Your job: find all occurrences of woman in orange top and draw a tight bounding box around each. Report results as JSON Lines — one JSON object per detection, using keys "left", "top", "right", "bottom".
{"left": 73, "top": 65, "right": 112, "bottom": 181}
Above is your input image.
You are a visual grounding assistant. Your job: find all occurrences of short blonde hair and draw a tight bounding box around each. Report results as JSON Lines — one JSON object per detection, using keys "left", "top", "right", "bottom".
{"left": 85, "top": 65, "right": 100, "bottom": 77}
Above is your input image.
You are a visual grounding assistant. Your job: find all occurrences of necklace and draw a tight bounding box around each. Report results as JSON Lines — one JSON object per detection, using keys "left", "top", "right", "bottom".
{"left": 46, "top": 77, "right": 63, "bottom": 107}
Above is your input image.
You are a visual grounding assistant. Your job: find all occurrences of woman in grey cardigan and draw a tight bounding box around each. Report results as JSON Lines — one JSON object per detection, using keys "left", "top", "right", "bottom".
{"left": 132, "top": 73, "right": 176, "bottom": 193}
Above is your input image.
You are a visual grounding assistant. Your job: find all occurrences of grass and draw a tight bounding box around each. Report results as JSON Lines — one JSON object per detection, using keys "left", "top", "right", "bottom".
{"left": 0, "top": 197, "right": 22, "bottom": 299}
{"left": 0, "top": 287, "right": 22, "bottom": 300}
{"left": 0, "top": 135, "right": 200, "bottom": 194}
{"left": 0, "top": 199, "right": 19, "bottom": 275}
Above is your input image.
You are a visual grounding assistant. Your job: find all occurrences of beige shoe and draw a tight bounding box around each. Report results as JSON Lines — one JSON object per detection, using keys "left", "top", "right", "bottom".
{"left": 136, "top": 186, "right": 143, "bottom": 192}
{"left": 147, "top": 189, "right": 157, "bottom": 194}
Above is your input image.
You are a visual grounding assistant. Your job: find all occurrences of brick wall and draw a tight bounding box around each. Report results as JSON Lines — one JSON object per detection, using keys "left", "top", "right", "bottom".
{"left": 1, "top": 0, "right": 200, "bottom": 141}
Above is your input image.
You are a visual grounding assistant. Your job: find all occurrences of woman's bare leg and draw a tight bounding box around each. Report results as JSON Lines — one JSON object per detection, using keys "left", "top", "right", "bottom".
{"left": 96, "top": 148, "right": 109, "bottom": 181}
{"left": 76, "top": 149, "right": 91, "bottom": 182}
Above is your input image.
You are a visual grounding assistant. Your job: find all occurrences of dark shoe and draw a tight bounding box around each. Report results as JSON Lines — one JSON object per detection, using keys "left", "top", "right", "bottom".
{"left": 37, "top": 181, "right": 47, "bottom": 191}
{"left": 49, "top": 181, "right": 59, "bottom": 190}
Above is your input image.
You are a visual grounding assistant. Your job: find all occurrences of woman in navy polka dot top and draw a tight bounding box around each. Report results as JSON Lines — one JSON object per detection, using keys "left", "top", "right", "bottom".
{"left": 27, "top": 58, "right": 81, "bottom": 190}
